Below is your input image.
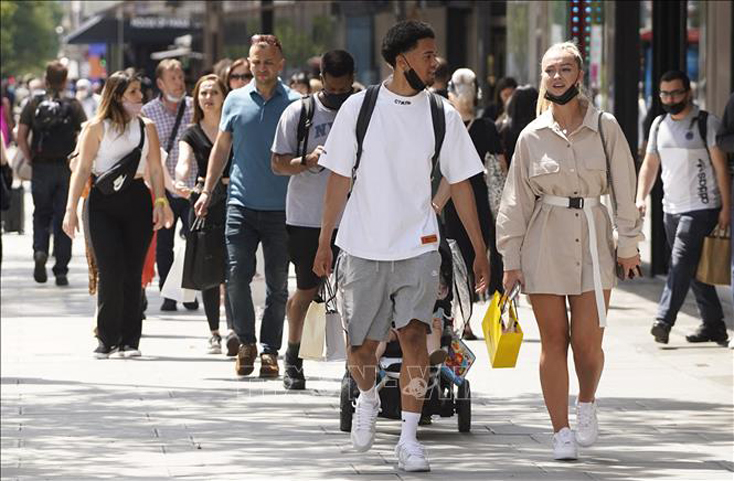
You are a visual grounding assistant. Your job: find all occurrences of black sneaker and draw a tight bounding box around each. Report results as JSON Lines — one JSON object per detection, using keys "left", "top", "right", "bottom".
{"left": 283, "top": 354, "right": 305, "bottom": 390}
{"left": 651, "top": 320, "right": 671, "bottom": 344}
{"left": 686, "top": 324, "right": 730, "bottom": 347}
{"left": 93, "top": 341, "right": 118, "bottom": 359}
{"left": 183, "top": 298, "right": 199, "bottom": 311}
{"left": 161, "top": 298, "right": 177, "bottom": 311}
{"left": 33, "top": 252, "right": 48, "bottom": 283}
{"left": 55, "top": 275, "right": 69, "bottom": 286}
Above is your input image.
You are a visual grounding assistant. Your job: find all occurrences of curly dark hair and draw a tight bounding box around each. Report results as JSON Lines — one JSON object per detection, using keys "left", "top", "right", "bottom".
{"left": 380, "top": 20, "right": 435, "bottom": 68}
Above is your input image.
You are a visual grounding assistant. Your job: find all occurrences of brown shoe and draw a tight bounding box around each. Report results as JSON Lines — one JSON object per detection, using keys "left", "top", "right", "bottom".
{"left": 259, "top": 353, "right": 279, "bottom": 378}
{"left": 235, "top": 343, "right": 257, "bottom": 376}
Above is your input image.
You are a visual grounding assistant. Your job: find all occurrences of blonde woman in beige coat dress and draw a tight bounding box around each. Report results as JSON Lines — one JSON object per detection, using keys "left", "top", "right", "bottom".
{"left": 496, "top": 42, "right": 642, "bottom": 461}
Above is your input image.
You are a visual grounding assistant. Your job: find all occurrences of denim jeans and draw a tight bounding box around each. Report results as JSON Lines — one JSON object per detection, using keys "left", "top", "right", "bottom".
{"left": 225, "top": 205, "right": 288, "bottom": 354}
{"left": 31, "top": 161, "right": 71, "bottom": 276}
{"left": 730, "top": 180, "right": 733, "bottom": 308}
{"left": 657, "top": 208, "right": 724, "bottom": 327}
{"left": 156, "top": 192, "right": 191, "bottom": 291}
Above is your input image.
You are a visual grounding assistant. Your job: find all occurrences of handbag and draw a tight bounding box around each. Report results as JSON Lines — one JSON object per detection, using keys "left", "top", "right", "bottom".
{"left": 93, "top": 119, "right": 145, "bottom": 195}
{"left": 9, "top": 145, "right": 32, "bottom": 181}
{"left": 481, "top": 290, "right": 523, "bottom": 368}
{"left": 299, "top": 298, "right": 327, "bottom": 361}
{"left": 696, "top": 227, "right": 731, "bottom": 286}
{"left": 181, "top": 215, "right": 226, "bottom": 290}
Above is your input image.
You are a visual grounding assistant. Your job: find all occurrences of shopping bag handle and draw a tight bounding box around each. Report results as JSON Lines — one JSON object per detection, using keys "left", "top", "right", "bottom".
{"left": 499, "top": 282, "right": 521, "bottom": 315}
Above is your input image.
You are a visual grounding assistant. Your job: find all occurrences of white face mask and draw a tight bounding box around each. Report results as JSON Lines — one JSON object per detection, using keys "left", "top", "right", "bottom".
{"left": 165, "top": 93, "right": 183, "bottom": 103}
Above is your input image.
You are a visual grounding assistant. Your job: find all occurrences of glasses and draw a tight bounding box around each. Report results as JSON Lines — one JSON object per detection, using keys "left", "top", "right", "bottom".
{"left": 659, "top": 89, "right": 686, "bottom": 99}
{"left": 250, "top": 34, "right": 282, "bottom": 52}
{"left": 230, "top": 73, "right": 253, "bottom": 81}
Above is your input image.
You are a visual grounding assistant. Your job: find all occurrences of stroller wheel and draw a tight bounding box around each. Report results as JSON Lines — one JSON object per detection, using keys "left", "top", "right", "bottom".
{"left": 456, "top": 379, "right": 471, "bottom": 432}
{"left": 339, "top": 372, "right": 357, "bottom": 432}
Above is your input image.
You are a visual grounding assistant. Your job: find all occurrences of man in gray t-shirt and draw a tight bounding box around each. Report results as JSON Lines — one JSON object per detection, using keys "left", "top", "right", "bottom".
{"left": 270, "top": 50, "right": 355, "bottom": 390}
{"left": 636, "top": 70, "right": 731, "bottom": 347}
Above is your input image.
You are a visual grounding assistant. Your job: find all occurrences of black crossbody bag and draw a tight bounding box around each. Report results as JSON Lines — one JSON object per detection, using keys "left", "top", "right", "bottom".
{"left": 94, "top": 118, "right": 146, "bottom": 195}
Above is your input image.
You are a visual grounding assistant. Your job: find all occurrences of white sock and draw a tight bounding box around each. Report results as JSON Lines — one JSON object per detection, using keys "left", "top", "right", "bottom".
{"left": 399, "top": 411, "right": 420, "bottom": 445}
{"left": 359, "top": 385, "right": 377, "bottom": 403}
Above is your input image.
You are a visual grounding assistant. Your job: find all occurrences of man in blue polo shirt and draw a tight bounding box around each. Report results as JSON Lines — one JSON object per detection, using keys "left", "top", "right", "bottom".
{"left": 195, "top": 34, "right": 300, "bottom": 377}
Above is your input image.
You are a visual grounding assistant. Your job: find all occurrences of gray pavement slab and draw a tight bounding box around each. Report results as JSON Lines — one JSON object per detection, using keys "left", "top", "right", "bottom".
{"left": 1, "top": 188, "right": 733, "bottom": 480}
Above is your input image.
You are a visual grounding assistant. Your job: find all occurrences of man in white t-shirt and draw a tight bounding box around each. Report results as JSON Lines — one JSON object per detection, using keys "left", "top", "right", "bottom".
{"left": 271, "top": 50, "right": 355, "bottom": 390}
{"left": 637, "top": 70, "right": 731, "bottom": 347}
{"left": 313, "top": 20, "right": 489, "bottom": 472}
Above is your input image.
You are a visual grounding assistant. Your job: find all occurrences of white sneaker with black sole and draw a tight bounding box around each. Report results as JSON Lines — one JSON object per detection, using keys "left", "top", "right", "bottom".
{"left": 552, "top": 427, "right": 578, "bottom": 460}
{"left": 351, "top": 395, "right": 380, "bottom": 452}
{"left": 395, "top": 441, "right": 430, "bottom": 472}
{"left": 575, "top": 400, "right": 598, "bottom": 447}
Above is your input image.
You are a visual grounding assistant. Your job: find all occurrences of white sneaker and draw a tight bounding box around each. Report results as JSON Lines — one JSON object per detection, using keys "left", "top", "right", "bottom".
{"left": 123, "top": 347, "right": 141, "bottom": 358}
{"left": 552, "top": 427, "right": 578, "bottom": 460}
{"left": 351, "top": 395, "right": 380, "bottom": 452}
{"left": 395, "top": 441, "right": 430, "bottom": 472}
{"left": 575, "top": 400, "right": 598, "bottom": 447}
{"left": 207, "top": 335, "right": 222, "bottom": 355}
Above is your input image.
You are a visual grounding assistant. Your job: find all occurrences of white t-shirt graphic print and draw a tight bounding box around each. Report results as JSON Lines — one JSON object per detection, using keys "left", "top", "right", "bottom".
{"left": 318, "top": 82, "right": 483, "bottom": 261}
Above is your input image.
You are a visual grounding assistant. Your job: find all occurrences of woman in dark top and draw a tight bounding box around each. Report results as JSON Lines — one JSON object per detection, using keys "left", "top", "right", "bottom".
{"left": 434, "top": 68, "right": 507, "bottom": 339}
{"left": 176, "top": 74, "right": 234, "bottom": 356}
{"left": 498, "top": 85, "right": 539, "bottom": 164}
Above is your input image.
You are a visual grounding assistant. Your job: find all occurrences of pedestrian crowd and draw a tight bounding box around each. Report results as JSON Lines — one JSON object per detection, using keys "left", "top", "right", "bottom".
{"left": 1, "top": 19, "right": 732, "bottom": 472}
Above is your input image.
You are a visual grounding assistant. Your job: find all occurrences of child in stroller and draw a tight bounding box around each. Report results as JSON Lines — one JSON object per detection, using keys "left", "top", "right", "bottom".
{"left": 339, "top": 238, "right": 474, "bottom": 434}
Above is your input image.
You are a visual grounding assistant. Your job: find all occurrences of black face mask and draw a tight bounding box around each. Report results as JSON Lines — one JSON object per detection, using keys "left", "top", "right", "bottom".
{"left": 662, "top": 100, "right": 687, "bottom": 115}
{"left": 544, "top": 84, "right": 579, "bottom": 105}
{"left": 401, "top": 56, "right": 426, "bottom": 92}
{"left": 321, "top": 90, "right": 353, "bottom": 110}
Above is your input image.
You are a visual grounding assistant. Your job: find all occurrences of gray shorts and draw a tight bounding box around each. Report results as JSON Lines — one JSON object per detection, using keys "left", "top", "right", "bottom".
{"left": 336, "top": 251, "right": 441, "bottom": 346}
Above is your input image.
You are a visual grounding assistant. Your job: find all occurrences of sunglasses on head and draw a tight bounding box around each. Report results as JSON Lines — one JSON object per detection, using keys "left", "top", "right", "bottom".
{"left": 250, "top": 34, "right": 282, "bottom": 51}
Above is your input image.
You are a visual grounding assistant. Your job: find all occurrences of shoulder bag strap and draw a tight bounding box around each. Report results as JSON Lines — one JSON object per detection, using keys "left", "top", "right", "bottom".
{"left": 696, "top": 110, "right": 711, "bottom": 160}
{"left": 598, "top": 110, "right": 617, "bottom": 223}
{"left": 165, "top": 99, "right": 187, "bottom": 154}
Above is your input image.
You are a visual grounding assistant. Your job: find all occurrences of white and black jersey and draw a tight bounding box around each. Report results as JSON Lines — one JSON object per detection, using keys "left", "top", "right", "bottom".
{"left": 647, "top": 105, "right": 722, "bottom": 214}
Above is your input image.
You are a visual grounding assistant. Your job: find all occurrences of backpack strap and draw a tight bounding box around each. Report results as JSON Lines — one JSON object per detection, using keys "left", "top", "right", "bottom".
{"left": 296, "top": 94, "right": 316, "bottom": 163}
{"left": 695, "top": 109, "right": 710, "bottom": 160}
{"left": 136, "top": 118, "right": 146, "bottom": 149}
{"left": 350, "top": 84, "right": 380, "bottom": 195}
{"left": 429, "top": 92, "right": 446, "bottom": 176}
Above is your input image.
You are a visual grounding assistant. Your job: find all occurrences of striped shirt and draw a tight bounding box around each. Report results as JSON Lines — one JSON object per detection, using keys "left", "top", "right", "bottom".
{"left": 141, "top": 96, "right": 197, "bottom": 190}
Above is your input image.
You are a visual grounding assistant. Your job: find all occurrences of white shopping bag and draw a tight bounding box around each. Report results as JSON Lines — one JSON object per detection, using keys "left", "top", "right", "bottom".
{"left": 324, "top": 310, "right": 346, "bottom": 362}
{"left": 299, "top": 301, "right": 326, "bottom": 361}
{"left": 160, "top": 243, "right": 196, "bottom": 303}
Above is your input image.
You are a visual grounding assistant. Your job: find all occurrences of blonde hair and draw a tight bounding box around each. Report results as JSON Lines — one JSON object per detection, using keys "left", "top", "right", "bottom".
{"left": 536, "top": 41, "right": 586, "bottom": 116}
{"left": 449, "top": 68, "right": 480, "bottom": 102}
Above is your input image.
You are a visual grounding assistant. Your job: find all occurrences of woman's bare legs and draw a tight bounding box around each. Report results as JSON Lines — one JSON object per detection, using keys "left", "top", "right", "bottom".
{"left": 568, "top": 290, "right": 609, "bottom": 403}
{"left": 529, "top": 294, "right": 571, "bottom": 432}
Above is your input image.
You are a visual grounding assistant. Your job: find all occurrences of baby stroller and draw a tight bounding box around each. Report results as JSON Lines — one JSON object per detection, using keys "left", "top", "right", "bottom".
{"left": 339, "top": 239, "right": 475, "bottom": 433}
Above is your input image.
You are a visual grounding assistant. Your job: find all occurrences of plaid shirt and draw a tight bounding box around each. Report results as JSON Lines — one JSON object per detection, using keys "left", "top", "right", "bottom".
{"left": 141, "top": 96, "right": 197, "bottom": 189}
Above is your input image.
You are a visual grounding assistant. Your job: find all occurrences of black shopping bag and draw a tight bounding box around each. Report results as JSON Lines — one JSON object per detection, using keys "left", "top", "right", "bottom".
{"left": 182, "top": 215, "right": 226, "bottom": 290}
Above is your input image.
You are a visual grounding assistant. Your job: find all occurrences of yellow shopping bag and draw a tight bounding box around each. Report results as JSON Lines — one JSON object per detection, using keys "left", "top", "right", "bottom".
{"left": 481, "top": 290, "right": 523, "bottom": 368}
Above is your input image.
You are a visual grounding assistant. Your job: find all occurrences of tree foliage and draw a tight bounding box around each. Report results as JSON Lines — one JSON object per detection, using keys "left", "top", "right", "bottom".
{"left": 1, "top": 0, "right": 63, "bottom": 77}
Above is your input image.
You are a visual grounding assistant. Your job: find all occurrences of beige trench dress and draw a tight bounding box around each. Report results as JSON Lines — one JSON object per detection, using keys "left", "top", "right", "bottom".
{"left": 496, "top": 102, "right": 643, "bottom": 296}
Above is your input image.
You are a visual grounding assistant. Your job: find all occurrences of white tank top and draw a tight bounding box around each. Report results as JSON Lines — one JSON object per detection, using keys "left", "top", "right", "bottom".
{"left": 93, "top": 118, "right": 150, "bottom": 176}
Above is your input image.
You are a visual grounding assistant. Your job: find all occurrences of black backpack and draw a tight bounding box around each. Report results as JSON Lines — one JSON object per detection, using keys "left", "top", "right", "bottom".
{"left": 350, "top": 85, "right": 446, "bottom": 195}
{"left": 32, "top": 94, "right": 77, "bottom": 160}
{"left": 296, "top": 94, "right": 316, "bottom": 161}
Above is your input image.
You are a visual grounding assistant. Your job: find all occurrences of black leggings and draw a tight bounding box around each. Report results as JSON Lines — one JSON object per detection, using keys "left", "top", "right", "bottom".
{"left": 89, "top": 179, "right": 152, "bottom": 348}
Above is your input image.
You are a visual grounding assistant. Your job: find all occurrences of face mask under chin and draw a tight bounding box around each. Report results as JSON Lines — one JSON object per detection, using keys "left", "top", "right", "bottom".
{"left": 165, "top": 93, "right": 184, "bottom": 103}
{"left": 401, "top": 56, "right": 426, "bottom": 92}
{"left": 544, "top": 84, "right": 579, "bottom": 105}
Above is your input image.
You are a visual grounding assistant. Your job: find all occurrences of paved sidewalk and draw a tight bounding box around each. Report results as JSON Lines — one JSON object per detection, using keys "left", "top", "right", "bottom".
{"left": 1, "top": 192, "right": 733, "bottom": 480}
